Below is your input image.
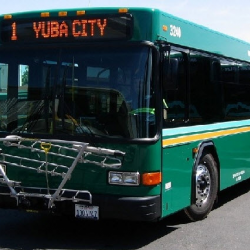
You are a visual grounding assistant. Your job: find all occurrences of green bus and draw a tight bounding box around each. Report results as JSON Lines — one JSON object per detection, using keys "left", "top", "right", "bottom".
{"left": 0, "top": 7, "right": 250, "bottom": 222}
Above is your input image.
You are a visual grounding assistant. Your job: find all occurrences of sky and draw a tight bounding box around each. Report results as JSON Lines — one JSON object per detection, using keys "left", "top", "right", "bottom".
{"left": 0, "top": 0, "right": 250, "bottom": 43}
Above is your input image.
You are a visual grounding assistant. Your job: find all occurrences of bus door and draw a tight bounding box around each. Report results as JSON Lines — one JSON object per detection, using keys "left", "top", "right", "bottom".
{"left": 161, "top": 47, "right": 193, "bottom": 216}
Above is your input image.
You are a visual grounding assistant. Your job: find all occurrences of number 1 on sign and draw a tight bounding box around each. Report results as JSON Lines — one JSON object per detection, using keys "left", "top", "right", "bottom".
{"left": 11, "top": 22, "right": 17, "bottom": 41}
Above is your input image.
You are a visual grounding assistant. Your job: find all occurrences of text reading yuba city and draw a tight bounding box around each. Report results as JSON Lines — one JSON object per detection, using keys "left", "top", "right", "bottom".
{"left": 11, "top": 19, "right": 107, "bottom": 40}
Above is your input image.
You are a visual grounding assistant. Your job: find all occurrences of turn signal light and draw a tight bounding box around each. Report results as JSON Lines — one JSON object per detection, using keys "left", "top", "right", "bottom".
{"left": 142, "top": 172, "right": 162, "bottom": 186}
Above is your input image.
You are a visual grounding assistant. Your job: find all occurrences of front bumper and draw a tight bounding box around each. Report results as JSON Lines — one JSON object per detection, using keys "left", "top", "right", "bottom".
{"left": 0, "top": 187, "right": 161, "bottom": 222}
{"left": 90, "top": 194, "right": 161, "bottom": 221}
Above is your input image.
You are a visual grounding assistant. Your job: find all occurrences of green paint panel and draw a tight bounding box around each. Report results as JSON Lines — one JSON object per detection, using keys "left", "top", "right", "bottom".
{"left": 215, "top": 132, "right": 250, "bottom": 190}
{"left": 161, "top": 144, "right": 194, "bottom": 217}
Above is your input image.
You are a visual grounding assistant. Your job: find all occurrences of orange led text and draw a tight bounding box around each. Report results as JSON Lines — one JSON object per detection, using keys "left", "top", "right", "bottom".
{"left": 32, "top": 19, "right": 107, "bottom": 39}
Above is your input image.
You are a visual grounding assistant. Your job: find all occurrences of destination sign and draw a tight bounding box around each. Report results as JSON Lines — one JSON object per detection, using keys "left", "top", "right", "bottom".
{"left": 1, "top": 14, "right": 133, "bottom": 43}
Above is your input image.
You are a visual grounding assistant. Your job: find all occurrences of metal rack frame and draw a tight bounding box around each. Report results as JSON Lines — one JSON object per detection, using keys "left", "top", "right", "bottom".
{"left": 0, "top": 135, "right": 125, "bottom": 210}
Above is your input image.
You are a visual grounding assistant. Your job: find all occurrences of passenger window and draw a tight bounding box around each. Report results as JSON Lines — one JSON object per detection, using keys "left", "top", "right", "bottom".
{"left": 163, "top": 51, "right": 188, "bottom": 127}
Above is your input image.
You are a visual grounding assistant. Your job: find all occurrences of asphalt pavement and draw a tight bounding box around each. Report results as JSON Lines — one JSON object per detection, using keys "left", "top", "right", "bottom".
{"left": 0, "top": 179, "right": 249, "bottom": 250}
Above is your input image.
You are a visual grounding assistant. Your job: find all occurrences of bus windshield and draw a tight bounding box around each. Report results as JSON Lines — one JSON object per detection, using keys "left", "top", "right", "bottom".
{"left": 0, "top": 44, "right": 156, "bottom": 139}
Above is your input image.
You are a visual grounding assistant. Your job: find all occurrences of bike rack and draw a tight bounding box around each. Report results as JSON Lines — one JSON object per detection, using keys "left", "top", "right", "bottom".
{"left": 0, "top": 135, "right": 125, "bottom": 210}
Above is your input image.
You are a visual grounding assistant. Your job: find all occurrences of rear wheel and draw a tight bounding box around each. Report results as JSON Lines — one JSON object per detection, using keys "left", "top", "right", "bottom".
{"left": 184, "top": 152, "right": 218, "bottom": 221}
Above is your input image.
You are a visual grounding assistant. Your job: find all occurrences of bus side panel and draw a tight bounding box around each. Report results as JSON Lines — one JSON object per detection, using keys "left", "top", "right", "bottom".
{"left": 215, "top": 130, "right": 250, "bottom": 190}
{"left": 161, "top": 123, "right": 250, "bottom": 220}
{"left": 161, "top": 143, "right": 194, "bottom": 218}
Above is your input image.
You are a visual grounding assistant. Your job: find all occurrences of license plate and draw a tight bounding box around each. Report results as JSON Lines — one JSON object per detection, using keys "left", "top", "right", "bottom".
{"left": 75, "top": 204, "right": 99, "bottom": 220}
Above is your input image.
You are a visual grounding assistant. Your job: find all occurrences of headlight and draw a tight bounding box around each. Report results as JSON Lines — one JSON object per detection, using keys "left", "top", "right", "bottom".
{"left": 109, "top": 171, "right": 140, "bottom": 186}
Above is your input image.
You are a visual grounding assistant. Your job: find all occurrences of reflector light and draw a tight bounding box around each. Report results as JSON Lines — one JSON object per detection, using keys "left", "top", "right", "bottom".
{"left": 192, "top": 147, "right": 198, "bottom": 154}
{"left": 4, "top": 15, "right": 12, "bottom": 19}
{"left": 162, "top": 25, "right": 168, "bottom": 31}
{"left": 119, "top": 8, "right": 128, "bottom": 13}
{"left": 58, "top": 11, "right": 67, "bottom": 17}
{"left": 41, "top": 12, "right": 50, "bottom": 17}
{"left": 76, "top": 10, "right": 86, "bottom": 16}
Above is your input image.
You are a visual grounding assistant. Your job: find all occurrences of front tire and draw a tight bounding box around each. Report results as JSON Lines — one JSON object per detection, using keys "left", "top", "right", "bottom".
{"left": 184, "top": 152, "right": 218, "bottom": 221}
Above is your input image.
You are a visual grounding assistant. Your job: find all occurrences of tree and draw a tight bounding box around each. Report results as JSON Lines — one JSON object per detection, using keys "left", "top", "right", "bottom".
{"left": 21, "top": 66, "right": 29, "bottom": 86}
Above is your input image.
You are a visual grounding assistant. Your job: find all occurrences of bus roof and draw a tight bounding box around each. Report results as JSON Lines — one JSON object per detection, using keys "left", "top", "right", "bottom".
{"left": 151, "top": 8, "right": 250, "bottom": 62}
{"left": 1, "top": 7, "right": 250, "bottom": 62}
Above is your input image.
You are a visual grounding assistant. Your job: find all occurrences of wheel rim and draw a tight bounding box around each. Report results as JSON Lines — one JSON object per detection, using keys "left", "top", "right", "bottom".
{"left": 195, "top": 164, "right": 211, "bottom": 207}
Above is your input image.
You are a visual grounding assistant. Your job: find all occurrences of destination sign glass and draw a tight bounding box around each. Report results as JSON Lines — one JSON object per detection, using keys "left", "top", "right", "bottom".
{"left": 1, "top": 14, "right": 133, "bottom": 43}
